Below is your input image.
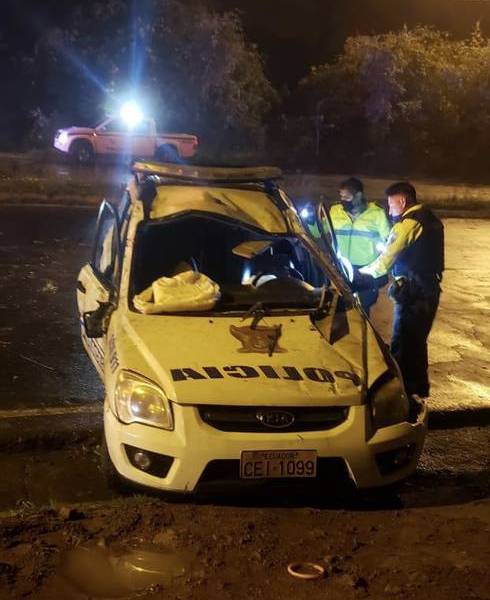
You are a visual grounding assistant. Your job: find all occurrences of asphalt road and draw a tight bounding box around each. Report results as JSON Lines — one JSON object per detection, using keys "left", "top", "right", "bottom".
{"left": 0, "top": 205, "right": 102, "bottom": 411}
{"left": 371, "top": 218, "right": 490, "bottom": 418}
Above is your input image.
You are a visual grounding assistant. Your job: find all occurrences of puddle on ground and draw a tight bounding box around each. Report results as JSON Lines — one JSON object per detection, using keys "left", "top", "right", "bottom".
{"left": 60, "top": 539, "right": 195, "bottom": 597}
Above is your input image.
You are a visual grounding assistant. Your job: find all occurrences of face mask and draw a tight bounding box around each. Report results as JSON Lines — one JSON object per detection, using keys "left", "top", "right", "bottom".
{"left": 346, "top": 192, "right": 366, "bottom": 214}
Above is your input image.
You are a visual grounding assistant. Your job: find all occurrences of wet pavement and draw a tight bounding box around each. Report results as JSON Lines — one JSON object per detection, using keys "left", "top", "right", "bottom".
{"left": 0, "top": 205, "right": 102, "bottom": 410}
{"left": 371, "top": 218, "right": 490, "bottom": 417}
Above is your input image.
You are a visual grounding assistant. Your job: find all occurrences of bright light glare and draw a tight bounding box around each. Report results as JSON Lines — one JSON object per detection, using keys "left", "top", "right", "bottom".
{"left": 300, "top": 207, "right": 311, "bottom": 219}
{"left": 120, "top": 101, "right": 143, "bottom": 127}
{"left": 376, "top": 241, "right": 386, "bottom": 253}
{"left": 241, "top": 265, "right": 252, "bottom": 284}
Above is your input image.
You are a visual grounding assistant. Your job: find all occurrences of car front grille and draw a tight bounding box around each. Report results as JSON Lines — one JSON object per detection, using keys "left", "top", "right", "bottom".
{"left": 198, "top": 405, "right": 349, "bottom": 433}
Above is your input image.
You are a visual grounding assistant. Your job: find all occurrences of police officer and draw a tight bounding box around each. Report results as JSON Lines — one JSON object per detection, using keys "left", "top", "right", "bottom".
{"left": 316, "top": 177, "right": 391, "bottom": 314}
{"left": 359, "top": 182, "right": 444, "bottom": 398}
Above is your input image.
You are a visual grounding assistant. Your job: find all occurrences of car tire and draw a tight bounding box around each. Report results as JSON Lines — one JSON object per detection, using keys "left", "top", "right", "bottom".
{"left": 154, "top": 144, "right": 181, "bottom": 163}
{"left": 70, "top": 140, "right": 94, "bottom": 165}
{"left": 99, "top": 433, "right": 131, "bottom": 495}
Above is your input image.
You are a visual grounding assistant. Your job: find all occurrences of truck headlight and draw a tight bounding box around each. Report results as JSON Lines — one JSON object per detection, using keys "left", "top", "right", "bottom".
{"left": 370, "top": 375, "right": 409, "bottom": 429}
{"left": 114, "top": 370, "right": 173, "bottom": 430}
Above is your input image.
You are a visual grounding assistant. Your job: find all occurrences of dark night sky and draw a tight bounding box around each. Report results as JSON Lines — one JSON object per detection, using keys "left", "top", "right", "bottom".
{"left": 4, "top": 0, "right": 490, "bottom": 85}
{"left": 218, "top": 0, "right": 490, "bottom": 84}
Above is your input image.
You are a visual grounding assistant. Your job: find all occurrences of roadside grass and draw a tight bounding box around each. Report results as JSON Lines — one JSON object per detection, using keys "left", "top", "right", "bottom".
{"left": 0, "top": 153, "right": 115, "bottom": 202}
{"left": 283, "top": 173, "right": 490, "bottom": 212}
{"left": 0, "top": 176, "right": 104, "bottom": 198}
{"left": 1, "top": 152, "right": 490, "bottom": 212}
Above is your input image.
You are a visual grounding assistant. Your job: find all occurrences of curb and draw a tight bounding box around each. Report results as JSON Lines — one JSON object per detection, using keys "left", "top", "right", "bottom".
{"left": 0, "top": 406, "right": 488, "bottom": 454}
{"left": 1, "top": 194, "right": 490, "bottom": 218}
{"left": 428, "top": 406, "right": 490, "bottom": 429}
{"left": 0, "top": 412, "right": 103, "bottom": 452}
{"left": 0, "top": 192, "right": 101, "bottom": 207}
{"left": 433, "top": 209, "right": 490, "bottom": 219}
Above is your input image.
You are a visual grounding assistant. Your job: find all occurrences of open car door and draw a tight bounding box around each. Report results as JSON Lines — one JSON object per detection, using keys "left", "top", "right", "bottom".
{"left": 76, "top": 200, "right": 120, "bottom": 377}
{"left": 315, "top": 202, "right": 338, "bottom": 254}
{"left": 313, "top": 202, "right": 354, "bottom": 282}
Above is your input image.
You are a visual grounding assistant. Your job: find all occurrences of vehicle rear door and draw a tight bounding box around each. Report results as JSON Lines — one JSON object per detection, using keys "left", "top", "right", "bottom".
{"left": 77, "top": 201, "right": 120, "bottom": 375}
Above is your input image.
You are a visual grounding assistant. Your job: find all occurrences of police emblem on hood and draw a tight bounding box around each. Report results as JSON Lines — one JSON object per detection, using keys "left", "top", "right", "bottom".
{"left": 230, "top": 324, "right": 286, "bottom": 355}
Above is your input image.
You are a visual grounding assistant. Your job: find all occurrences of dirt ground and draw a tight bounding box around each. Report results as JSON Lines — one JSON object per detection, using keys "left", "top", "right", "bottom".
{"left": 0, "top": 491, "right": 489, "bottom": 600}
{"left": 0, "top": 421, "right": 488, "bottom": 600}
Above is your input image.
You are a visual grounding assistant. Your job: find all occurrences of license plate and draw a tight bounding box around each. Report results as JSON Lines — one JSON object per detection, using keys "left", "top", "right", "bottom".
{"left": 240, "top": 450, "right": 317, "bottom": 479}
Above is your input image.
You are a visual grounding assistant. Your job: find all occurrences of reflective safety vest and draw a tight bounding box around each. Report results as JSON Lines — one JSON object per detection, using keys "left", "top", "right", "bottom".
{"left": 327, "top": 202, "right": 391, "bottom": 267}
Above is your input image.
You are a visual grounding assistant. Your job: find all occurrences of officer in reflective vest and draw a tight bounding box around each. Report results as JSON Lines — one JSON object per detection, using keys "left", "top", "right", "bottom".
{"left": 323, "top": 177, "right": 391, "bottom": 314}
{"left": 359, "top": 182, "right": 444, "bottom": 398}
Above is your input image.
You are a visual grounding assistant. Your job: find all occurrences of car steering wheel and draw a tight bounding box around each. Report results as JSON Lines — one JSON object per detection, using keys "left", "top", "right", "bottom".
{"left": 251, "top": 268, "right": 305, "bottom": 287}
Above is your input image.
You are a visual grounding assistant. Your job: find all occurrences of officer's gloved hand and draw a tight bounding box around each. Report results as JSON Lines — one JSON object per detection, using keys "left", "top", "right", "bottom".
{"left": 351, "top": 268, "right": 376, "bottom": 292}
{"left": 388, "top": 277, "right": 414, "bottom": 304}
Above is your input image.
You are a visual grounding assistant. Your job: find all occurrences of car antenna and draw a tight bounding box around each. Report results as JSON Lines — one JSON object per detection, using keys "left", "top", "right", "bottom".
{"left": 311, "top": 284, "right": 334, "bottom": 321}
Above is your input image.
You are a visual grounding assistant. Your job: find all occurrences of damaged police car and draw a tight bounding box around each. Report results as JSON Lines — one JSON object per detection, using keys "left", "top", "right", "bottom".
{"left": 77, "top": 162, "right": 427, "bottom": 493}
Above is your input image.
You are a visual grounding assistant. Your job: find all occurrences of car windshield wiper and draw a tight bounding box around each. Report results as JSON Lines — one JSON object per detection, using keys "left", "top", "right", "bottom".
{"left": 313, "top": 285, "right": 335, "bottom": 318}
{"left": 241, "top": 301, "right": 266, "bottom": 329}
{"left": 240, "top": 301, "right": 284, "bottom": 357}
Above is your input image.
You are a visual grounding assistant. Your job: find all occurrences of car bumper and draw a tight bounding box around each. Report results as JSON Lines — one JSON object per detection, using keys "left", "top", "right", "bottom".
{"left": 104, "top": 401, "right": 427, "bottom": 492}
{"left": 53, "top": 139, "right": 70, "bottom": 153}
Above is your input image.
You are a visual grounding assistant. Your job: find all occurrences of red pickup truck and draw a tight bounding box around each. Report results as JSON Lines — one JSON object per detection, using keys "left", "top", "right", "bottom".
{"left": 54, "top": 116, "right": 198, "bottom": 164}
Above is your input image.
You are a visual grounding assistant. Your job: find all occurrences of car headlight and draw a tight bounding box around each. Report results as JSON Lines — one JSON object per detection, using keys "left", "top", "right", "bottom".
{"left": 58, "top": 131, "right": 68, "bottom": 144}
{"left": 114, "top": 370, "right": 173, "bottom": 430}
{"left": 370, "top": 375, "right": 409, "bottom": 429}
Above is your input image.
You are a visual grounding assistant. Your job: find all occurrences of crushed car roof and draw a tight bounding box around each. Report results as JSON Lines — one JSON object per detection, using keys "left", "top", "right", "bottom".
{"left": 149, "top": 186, "right": 288, "bottom": 233}
{"left": 132, "top": 161, "right": 282, "bottom": 183}
{"left": 132, "top": 162, "right": 289, "bottom": 233}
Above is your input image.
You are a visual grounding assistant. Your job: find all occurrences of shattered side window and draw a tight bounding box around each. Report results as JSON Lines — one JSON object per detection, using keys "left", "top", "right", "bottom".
{"left": 93, "top": 205, "right": 118, "bottom": 286}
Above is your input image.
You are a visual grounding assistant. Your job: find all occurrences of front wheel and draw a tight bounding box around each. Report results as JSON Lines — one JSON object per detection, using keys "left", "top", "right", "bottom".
{"left": 70, "top": 140, "right": 94, "bottom": 165}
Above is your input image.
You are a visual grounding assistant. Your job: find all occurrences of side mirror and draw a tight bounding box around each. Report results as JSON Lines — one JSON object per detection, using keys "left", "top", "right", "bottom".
{"left": 83, "top": 302, "right": 115, "bottom": 338}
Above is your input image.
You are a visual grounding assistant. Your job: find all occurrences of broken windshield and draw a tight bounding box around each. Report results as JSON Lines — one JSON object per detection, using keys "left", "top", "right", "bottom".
{"left": 130, "top": 214, "right": 335, "bottom": 314}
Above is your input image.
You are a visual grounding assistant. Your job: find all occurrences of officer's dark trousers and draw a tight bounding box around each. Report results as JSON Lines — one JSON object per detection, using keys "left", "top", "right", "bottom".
{"left": 358, "top": 288, "right": 379, "bottom": 316}
{"left": 390, "top": 293, "right": 440, "bottom": 397}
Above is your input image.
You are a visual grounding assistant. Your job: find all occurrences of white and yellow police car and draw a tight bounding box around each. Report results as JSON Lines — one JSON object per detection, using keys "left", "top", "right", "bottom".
{"left": 77, "top": 162, "right": 427, "bottom": 493}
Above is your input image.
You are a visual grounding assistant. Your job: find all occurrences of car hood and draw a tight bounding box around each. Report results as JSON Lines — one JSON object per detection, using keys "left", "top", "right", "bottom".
{"left": 113, "top": 311, "right": 378, "bottom": 407}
